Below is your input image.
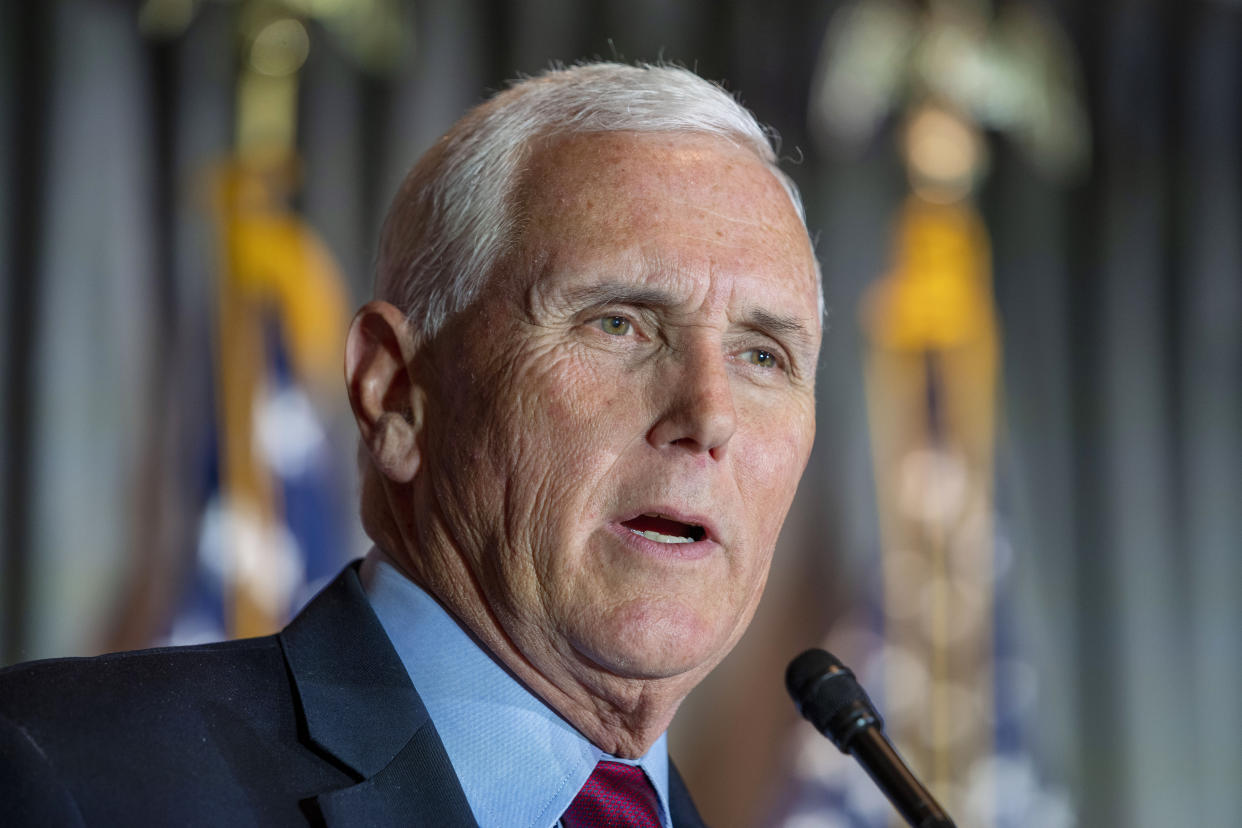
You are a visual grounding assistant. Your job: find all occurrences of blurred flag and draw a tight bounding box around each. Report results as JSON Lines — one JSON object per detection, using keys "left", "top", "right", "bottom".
{"left": 131, "top": 1, "right": 416, "bottom": 645}
{"left": 168, "top": 159, "right": 351, "bottom": 644}
{"left": 773, "top": 2, "right": 1087, "bottom": 824}
{"left": 161, "top": 4, "right": 354, "bottom": 643}
{"left": 774, "top": 178, "right": 1074, "bottom": 828}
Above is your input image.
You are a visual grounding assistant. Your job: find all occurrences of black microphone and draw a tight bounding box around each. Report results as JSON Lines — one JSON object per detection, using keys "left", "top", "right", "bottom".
{"left": 785, "top": 648, "right": 956, "bottom": 828}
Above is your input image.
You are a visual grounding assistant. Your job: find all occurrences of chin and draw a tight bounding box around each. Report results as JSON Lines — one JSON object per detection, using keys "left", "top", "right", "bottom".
{"left": 577, "top": 598, "right": 734, "bottom": 682}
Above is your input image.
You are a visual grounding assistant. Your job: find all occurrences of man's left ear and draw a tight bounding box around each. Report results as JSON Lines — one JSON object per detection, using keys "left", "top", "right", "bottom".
{"left": 344, "top": 300, "right": 426, "bottom": 484}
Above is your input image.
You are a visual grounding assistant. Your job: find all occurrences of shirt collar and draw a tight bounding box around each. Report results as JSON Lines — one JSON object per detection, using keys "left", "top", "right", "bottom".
{"left": 360, "top": 548, "right": 671, "bottom": 828}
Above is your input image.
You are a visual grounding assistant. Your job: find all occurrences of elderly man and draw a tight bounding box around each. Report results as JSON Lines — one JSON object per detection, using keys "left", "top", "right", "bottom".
{"left": 0, "top": 62, "right": 821, "bottom": 827}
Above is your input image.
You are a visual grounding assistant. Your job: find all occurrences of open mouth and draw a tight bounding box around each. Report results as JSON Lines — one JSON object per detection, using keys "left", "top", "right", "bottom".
{"left": 620, "top": 514, "right": 707, "bottom": 544}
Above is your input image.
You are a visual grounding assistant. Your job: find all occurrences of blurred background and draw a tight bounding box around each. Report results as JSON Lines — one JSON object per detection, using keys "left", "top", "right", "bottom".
{"left": 1, "top": 1, "right": 1239, "bottom": 826}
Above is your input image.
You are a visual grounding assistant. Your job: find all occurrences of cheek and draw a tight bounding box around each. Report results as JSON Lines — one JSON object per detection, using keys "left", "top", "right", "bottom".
{"left": 530, "top": 350, "right": 646, "bottom": 463}
{"left": 736, "top": 412, "right": 814, "bottom": 537}
{"left": 542, "top": 348, "right": 628, "bottom": 418}
{"left": 493, "top": 350, "right": 639, "bottom": 527}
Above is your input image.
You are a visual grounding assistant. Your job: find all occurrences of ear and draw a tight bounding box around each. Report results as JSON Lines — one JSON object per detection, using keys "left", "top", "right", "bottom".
{"left": 344, "top": 300, "right": 424, "bottom": 483}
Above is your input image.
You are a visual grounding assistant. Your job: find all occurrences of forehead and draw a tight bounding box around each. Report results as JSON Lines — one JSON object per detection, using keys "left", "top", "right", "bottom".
{"left": 513, "top": 131, "right": 820, "bottom": 317}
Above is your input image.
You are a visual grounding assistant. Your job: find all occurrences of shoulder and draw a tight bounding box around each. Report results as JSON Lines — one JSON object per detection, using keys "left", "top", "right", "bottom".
{"left": 0, "top": 635, "right": 298, "bottom": 824}
{"left": 0, "top": 636, "right": 284, "bottom": 728}
{"left": 0, "top": 636, "right": 292, "bottom": 776}
{"left": 0, "top": 636, "right": 332, "bottom": 826}
{"left": 0, "top": 563, "right": 418, "bottom": 826}
{"left": 0, "top": 635, "right": 282, "bottom": 685}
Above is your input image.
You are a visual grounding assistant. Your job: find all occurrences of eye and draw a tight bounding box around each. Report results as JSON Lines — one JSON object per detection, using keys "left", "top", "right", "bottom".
{"left": 740, "top": 348, "right": 779, "bottom": 368}
{"left": 597, "top": 315, "right": 633, "bottom": 336}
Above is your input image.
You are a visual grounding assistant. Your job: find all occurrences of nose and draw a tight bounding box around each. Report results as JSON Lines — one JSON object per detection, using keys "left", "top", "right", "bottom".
{"left": 646, "top": 341, "right": 737, "bottom": 460}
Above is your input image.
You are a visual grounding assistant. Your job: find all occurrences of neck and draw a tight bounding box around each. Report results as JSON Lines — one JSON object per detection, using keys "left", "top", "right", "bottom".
{"left": 382, "top": 536, "right": 692, "bottom": 758}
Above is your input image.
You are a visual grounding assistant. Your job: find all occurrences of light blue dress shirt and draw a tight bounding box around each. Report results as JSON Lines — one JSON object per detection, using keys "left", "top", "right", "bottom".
{"left": 360, "top": 548, "right": 672, "bottom": 828}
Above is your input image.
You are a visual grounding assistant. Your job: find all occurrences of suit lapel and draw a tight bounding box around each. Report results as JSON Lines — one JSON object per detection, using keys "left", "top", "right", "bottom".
{"left": 279, "top": 564, "right": 707, "bottom": 828}
{"left": 313, "top": 721, "right": 476, "bottom": 827}
{"left": 279, "top": 564, "right": 476, "bottom": 826}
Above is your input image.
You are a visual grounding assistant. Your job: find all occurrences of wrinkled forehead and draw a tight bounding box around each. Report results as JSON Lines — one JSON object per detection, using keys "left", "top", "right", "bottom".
{"left": 512, "top": 131, "right": 819, "bottom": 301}
{"left": 524, "top": 131, "right": 800, "bottom": 227}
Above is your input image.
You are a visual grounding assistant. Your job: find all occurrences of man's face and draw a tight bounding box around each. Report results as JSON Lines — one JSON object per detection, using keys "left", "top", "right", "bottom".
{"left": 419, "top": 131, "right": 821, "bottom": 691}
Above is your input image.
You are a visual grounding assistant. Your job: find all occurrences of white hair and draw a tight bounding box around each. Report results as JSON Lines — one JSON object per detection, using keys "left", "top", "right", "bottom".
{"left": 375, "top": 61, "right": 821, "bottom": 338}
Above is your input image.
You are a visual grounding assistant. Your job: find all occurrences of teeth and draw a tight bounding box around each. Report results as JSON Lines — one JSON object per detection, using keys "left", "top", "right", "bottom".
{"left": 630, "top": 528, "right": 695, "bottom": 544}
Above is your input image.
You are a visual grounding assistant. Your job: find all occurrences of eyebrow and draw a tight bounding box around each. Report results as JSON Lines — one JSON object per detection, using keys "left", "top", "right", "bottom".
{"left": 742, "top": 307, "right": 816, "bottom": 353}
{"left": 561, "top": 282, "right": 676, "bottom": 309}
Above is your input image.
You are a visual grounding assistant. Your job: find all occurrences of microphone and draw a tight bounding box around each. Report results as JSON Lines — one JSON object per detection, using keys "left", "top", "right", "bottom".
{"left": 785, "top": 648, "right": 956, "bottom": 828}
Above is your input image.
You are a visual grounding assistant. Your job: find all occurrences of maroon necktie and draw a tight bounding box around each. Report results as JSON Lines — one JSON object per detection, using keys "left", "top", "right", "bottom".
{"left": 560, "top": 761, "right": 662, "bottom": 828}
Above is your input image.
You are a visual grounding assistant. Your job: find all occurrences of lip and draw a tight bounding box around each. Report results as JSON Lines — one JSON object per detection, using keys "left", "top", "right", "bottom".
{"left": 607, "top": 506, "right": 722, "bottom": 560}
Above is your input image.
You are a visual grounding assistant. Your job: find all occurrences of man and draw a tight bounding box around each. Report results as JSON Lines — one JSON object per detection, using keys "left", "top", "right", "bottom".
{"left": 0, "top": 62, "right": 822, "bottom": 826}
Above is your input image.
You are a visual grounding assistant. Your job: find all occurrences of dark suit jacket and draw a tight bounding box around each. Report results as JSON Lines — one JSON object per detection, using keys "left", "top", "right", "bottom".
{"left": 0, "top": 564, "right": 708, "bottom": 827}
